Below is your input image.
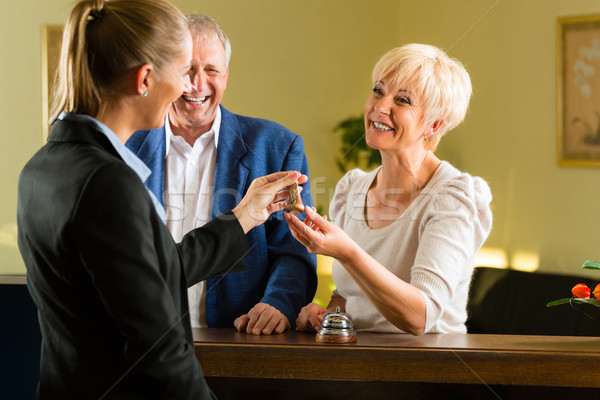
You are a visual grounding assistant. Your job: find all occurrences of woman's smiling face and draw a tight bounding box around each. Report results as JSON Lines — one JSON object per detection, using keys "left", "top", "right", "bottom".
{"left": 364, "top": 77, "right": 428, "bottom": 153}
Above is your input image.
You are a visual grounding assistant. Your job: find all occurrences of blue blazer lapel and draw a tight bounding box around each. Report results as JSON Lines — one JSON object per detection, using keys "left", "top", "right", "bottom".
{"left": 126, "top": 127, "right": 166, "bottom": 206}
{"left": 211, "top": 107, "right": 250, "bottom": 218}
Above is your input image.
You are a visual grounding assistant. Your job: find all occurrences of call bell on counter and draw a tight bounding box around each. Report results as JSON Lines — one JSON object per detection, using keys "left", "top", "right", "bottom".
{"left": 316, "top": 307, "right": 357, "bottom": 344}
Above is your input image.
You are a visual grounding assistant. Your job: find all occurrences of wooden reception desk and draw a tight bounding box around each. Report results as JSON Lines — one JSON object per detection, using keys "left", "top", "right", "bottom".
{"left": 194, "top": 328, "right": 600, "bottom": 399}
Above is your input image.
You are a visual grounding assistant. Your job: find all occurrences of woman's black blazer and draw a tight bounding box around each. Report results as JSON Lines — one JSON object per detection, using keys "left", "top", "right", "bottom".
{"left": 17, "top": 118, "right": 248, "bottom": 399}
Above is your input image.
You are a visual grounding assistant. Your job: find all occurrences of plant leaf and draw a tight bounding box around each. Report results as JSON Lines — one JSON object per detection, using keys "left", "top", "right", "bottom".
{"left": 546, "top": 298, "right": 572, "bottom": 307}
{"left": 582, "top": 260, "right": 600, "bottom": 270}
{"left": 334, "top": 114, "right": 373, "bottom": 173}
{"left": 334, "top": 158, "right": 347, "bottom": 174}
{"left": 574, "top": 298, "right": 600, "bottom": 307}
{"left": 546, "top": 297, "right": 600, "bottom": 308}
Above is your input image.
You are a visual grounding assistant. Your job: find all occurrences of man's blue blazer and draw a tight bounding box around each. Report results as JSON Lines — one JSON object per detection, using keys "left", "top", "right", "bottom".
{"left": 126, "top": 106, "right": 317, "bottom": 327}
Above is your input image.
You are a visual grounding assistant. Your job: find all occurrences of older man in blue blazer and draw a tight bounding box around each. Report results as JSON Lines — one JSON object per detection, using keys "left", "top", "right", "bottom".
{"left": 127, "top": 14, "right": 316, "bottom": 335}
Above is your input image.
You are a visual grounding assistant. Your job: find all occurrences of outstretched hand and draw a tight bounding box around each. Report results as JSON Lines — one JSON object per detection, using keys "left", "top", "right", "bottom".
{"left": 284, "top": 206, "right": 356, "bottom": 262}
{"left": 233, "top": 171, "right": 308, "bottom": 234}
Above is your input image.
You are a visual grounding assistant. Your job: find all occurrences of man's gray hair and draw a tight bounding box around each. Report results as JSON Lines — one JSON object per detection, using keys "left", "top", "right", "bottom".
{"left": 186, "top": 14, "right": 232, "bottom": 65}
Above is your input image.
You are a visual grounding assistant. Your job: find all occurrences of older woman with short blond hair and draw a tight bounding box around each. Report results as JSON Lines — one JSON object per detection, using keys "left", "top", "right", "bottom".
{"left": 287, "top": 43, "right": 492, "bottom": 336}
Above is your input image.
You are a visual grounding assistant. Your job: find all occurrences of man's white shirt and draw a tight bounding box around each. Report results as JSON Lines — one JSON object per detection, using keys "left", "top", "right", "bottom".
{"left": 164, "top": 108, "right": 221, "bottom": 328}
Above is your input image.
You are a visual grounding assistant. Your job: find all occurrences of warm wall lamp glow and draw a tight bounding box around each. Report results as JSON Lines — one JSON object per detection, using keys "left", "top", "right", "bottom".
{"left": 319, "top": 247, "right": 534, "bottom": 273}
{"left": 511, "top": 251, "right": 540, "bottom": 272}
{"left": 474, "top": 247, "right": 508, "bottom": 269}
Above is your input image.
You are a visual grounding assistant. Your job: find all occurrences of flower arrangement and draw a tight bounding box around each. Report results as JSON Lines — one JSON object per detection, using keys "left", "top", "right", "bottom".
{"left": 546, "top": 260, "right": 600, "bottom": 308}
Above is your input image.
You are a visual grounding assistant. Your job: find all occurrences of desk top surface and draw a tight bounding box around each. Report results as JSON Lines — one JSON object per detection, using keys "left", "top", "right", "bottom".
{"left": 193, "top": 327, "right": 600, "bottom": 354}
{"left": 193, "top": 328, "right": 600, "bottom": 387}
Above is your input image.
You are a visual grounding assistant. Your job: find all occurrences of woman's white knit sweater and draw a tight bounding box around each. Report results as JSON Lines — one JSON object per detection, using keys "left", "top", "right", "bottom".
{"left": 331, "top": 161, "right": 492, "bottom": 334}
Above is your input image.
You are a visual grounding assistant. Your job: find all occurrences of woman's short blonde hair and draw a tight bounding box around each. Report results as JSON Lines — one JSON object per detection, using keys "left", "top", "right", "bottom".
{"left": 372, "top": 43, "right": 472, "bottom": 145}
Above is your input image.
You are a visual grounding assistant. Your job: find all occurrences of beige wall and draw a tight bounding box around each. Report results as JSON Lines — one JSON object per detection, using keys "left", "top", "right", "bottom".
{"left": 3, "top": 0, "right": 600, "bottom": 279}
{"left": 397, "top": 0, "right": 600, "bottom": 278}
{"left": 0, "top": 0, "right": 398, "bottom": 274}
{"left": 1, "top": 0, "right": 75, "bottom": 274}
{"left": 174, "top": 0, "right": 400, "bottom": 211}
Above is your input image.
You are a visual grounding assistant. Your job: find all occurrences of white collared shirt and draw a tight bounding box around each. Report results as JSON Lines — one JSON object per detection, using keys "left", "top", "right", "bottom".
{"left": 164, "top": 108, "right": 221, "bottom": 328}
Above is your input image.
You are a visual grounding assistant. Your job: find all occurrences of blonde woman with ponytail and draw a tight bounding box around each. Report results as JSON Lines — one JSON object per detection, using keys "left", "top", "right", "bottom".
{"left": 17, "top": 0, "right": 305, "bottom": 398}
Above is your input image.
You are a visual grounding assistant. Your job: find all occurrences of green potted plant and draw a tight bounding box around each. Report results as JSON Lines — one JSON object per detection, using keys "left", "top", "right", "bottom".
{"left": 334, "top": 114, "right": 381, "bottom": 173}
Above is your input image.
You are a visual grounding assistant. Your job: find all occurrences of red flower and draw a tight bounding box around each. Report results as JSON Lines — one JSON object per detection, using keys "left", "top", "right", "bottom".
{"left": 572, "top": 283, "right": 591, "bottom": 299}
{"left": 593, "top": 284, "right": 600, "bottom": 300}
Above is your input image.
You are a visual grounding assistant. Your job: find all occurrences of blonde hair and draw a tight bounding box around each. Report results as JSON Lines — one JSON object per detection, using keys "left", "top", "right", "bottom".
{"left": 50, "top": 0, "right": 189, "bottom": 123}
{"left": 186, "top": 14, "right": 231, "bottom": 65}
{"left": 372, "top": 44, "right": 472, "bottom": 146}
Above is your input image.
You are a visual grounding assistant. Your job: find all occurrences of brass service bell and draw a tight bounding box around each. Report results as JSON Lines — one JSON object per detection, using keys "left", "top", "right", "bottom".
{"left": 316, "top": 306, "right": 357, "bottom": 344}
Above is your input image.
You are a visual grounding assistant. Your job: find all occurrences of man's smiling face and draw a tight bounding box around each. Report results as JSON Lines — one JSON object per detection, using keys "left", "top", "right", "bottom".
{"left": 169, "top": 35, "right": 229, "bottom": 135}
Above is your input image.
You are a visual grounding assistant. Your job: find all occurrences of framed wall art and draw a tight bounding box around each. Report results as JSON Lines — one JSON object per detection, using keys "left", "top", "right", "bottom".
{"left": 557, "top": 15, "right": 600, "bottom": 166}
{"left": 41, "top": 25, "right": 63, "bottom": 142}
